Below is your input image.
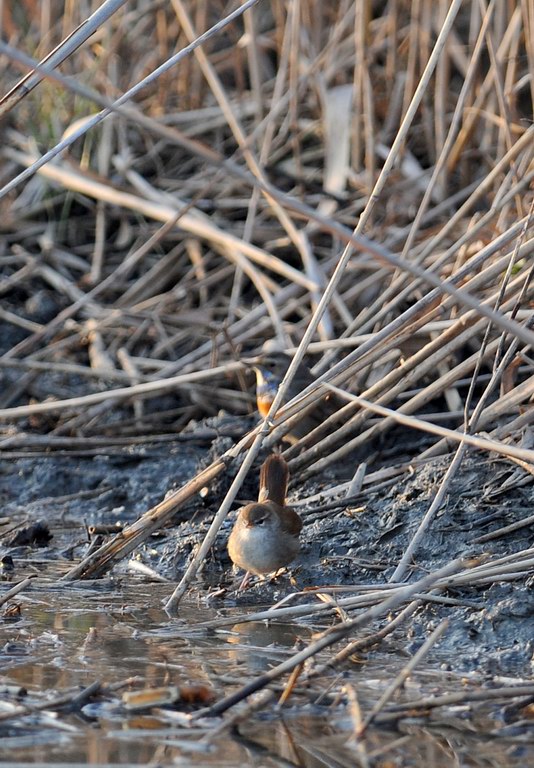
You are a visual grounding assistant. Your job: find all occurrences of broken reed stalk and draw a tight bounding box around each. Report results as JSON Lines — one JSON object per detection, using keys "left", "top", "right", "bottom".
{"left": 0, "top": 681, "right": 103, "bottom": 724}
{"left": 0, "top": 677, "right": 140, "bottom": 725}
{"left": 472, "top": 512, "right": 534, "bottom": 543}
{"left": 61, "top": 448, "right": 245, "bottom": 581}
{"left": 0, "top": 575, "right": 37, "bottom": 607}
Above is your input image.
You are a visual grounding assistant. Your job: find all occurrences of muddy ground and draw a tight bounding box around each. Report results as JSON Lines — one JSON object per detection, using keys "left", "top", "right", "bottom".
{"left": 1, "top": 412, "right": 532, "bottom": 678}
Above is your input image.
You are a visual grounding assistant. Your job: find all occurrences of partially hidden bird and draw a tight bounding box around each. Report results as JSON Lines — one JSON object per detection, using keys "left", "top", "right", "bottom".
{"left": 227, "top": 453, "right": 302, "bottom": 588}
{"left": 245, "top": 349, "right": 341, "bottom": 444}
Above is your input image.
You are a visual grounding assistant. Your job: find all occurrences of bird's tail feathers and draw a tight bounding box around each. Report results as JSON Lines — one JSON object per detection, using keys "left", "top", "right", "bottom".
{"left": 258, "top": 454, "right": 289, "bottom": 506}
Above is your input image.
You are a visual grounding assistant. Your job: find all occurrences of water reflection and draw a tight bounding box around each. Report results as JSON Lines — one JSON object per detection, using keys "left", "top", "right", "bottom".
{"left": 0, "top": 581, "right": 532, "bottom": 766}
{"left": 225, "top": 621, "right": 306, "bottom": 672}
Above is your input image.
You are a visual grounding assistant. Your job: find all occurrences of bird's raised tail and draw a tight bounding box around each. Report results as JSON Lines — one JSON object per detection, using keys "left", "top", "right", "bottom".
{"left": 258, "top": 454, "right": 289, "bottom": 507}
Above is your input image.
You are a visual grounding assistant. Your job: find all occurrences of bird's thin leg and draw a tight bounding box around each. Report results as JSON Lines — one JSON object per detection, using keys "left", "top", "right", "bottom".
{"left": 238, "top": 571, "right": 252, "bottom": 590}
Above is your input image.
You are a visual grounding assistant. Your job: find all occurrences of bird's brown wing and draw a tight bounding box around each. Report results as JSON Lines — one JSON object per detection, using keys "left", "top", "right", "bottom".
{"left": 278, "top": 504, "right": 303, "bottom": 536}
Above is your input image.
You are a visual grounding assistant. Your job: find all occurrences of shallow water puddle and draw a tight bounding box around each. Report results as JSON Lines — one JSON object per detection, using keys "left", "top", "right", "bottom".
{"left": 0, "top": 580, "right": 532, "bottom": 766}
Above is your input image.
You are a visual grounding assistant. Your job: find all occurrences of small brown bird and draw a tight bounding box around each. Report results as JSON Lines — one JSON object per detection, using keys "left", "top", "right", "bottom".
{"left": 227, "top": 454, "right": 302, "bottom": 587}
{"left": 244, "top": 350, "right": 341, "bottom": 443}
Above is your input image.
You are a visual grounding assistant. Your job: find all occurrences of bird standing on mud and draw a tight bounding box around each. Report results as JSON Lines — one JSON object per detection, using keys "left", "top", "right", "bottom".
{"left": 244, "top": 349, "right": 341, "bottom": 444}
{"left": 227, "top": 454, "right": 302, "bottom": 587}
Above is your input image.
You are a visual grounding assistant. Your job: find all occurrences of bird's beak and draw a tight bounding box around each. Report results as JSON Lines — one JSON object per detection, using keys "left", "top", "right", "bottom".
{"left": 241, "top": 356, "right": 261, "bottom": 368}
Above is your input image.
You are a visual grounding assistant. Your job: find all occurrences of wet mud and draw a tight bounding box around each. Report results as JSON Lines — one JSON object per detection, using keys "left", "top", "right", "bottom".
{"left": 2, "top": 415, "right": 532, "bottom": 679}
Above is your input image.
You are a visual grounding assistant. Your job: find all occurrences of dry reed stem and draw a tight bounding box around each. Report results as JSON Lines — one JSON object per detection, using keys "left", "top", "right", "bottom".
{"left": 358, "top": 618, "right": 450, "bottom": 735}
{"left": 196, "top": 547, "right": 532, "bottom": 629}
{"left": 0, "top": 362, "right": 244, "bottom": 420}
{"left": 0, "top": 0, "right": 128, "bottom": 118}
{"left": 61, "top": 447, "right": 244, "bottom": 581}
{"left": 0, "top": 575, "right": 37, "bottom": 608}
